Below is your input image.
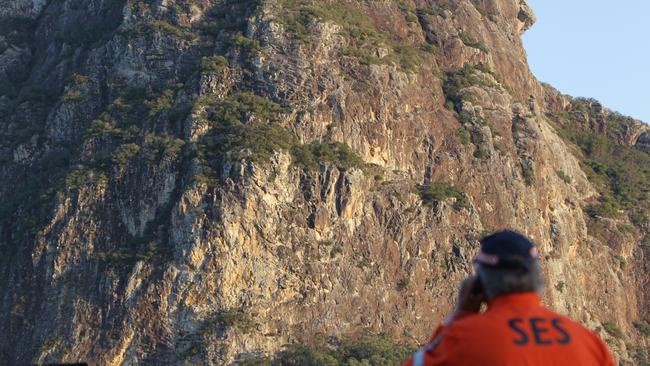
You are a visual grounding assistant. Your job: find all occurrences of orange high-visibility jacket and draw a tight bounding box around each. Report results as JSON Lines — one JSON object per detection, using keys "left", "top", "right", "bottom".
{"left": 403, "top": 293, "right": 615, "bottom": 366}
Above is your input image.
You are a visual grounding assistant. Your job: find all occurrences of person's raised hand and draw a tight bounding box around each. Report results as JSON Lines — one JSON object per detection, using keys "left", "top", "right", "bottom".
{"left": 455, "top": 275, "right": 486, "bottom": 313}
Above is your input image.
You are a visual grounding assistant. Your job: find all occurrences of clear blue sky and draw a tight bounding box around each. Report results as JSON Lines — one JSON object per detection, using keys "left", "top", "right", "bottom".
{"left": 523, "top": 0, "right": 650, "bottom": 123}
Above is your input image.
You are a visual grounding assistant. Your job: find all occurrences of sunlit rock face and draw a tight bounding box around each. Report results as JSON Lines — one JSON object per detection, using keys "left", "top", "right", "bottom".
{"left": 0, "top": 0, "right": 648, "bottom": 364}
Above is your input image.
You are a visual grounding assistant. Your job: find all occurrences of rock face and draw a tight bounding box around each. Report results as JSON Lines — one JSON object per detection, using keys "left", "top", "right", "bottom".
{"left": 0, "top": 0, "right": 648, "bottom": 365}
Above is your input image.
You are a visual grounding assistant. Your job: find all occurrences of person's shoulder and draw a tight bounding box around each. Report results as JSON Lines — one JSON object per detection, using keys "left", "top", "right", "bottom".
{"left": 543, "top": 308, "right": 606, "bottom": 343}
{"left": 444, "top": 311, "right": 498, "bottom": 335}
{"left": 450, "top": 311, "right": 488, "bottom": 325}
{"left": 440, "top": 311, "right": 514, "bottom": 352}
{"left": 549, "top": 310, "right": 615, "bottom": 363}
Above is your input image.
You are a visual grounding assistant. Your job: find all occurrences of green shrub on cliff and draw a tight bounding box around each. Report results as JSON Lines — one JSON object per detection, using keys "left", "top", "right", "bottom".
{"left": 330, "top": 244, "right": 344, "bottom": 258}
{"left": 263, "top": 334, "right": 413, "bottom": 366}
{"left": 338, "top": 334, "right": 413, "bottom": 365}
{"left": 200, "top": 56, "right": 229, "bottom": 73}
{"left": 277, "top": 0, "right": 426, "bottom": 72}
{"left": 405, "top": 12, "right": 419, "bottom": 23}
{"left": 97, "top": 236, "right": 171, "bottom": 271}
{"left": 585, "top": 197, "right": 620, "bottom": 218}
{"left": 112, "top": 143, "right": 141, "bottom": 167}
{"left": 457, "top": 127, "right": 471, "bottom": 145}
{"left": 275, "top": 0, "right": 321, "bottom": 43}
{"left": 473, "top": 146, "right": 489, "bottom": 160}
{"left": 416, "top": 7, "right": 438, "bottom": 16}
{"left": 556, "top": 170, "right": 572, "bottom": 184}
{"left": 291, "top": 142, "right": 366, "bottom": 171}
{"left": 458, "top": 34, "right": 488, "bottom": 53}
{"left": 148, "top": 20, "right": 197, "bottom": 40}
{"left": 202, "top": 92, "right": 283, "bottom": 125}
{"left": 145, "top": 89, "right": 175, "bottom": 117}
{"left": 603, "top": 321, "right": 623, "bottom": 338}
{"left": 197, "top": 92, "right": 293, "bottom": 164}
{"left": 144, "top": 133, "right": 185, "bottom": 162}
{"left": 70, "top": 73, "right": 90, "bottom": 85}
{"left": 634, "top": 321, "right": 650, "bottom": 337}
{"left": 87, "top": 116, "right": 119, "bottom": 137}
{"left": 228, "top": 33, "right": 262, "bottom": 57}
{"left": 63, "top": 90, "right": 84, "bottom": 103}
{"left": 390, "top": 45, "right": 423, "bottom": 71}
{"left": 521, "top": 162, "right": 535, "bottom": 186}
{"left": 210, "top": 309, "right": 257, "bottom": 334}
{"left": 199, "top": 0, "right": 259, "bottom": 36}
{"left": 87, "top": 117, "right": 140, "bottom": 142}
{"left": 422, "top": 42, "right": 438, "bottom": 54}
{"left": 276, "top": 345, "right": 339, "bottom": 366}
{"left": 419, "top": 182, "right": 470, "bottom": 210}
{"left": 277, "top": 0, "right": 380, "bottom": 43}
{"left": 556, "top": 124, "right": 650, "bottom": 220}
{"left": 396, "top": 277, "right": 410, "bottom": 291}
{"left": 443, "top": 63, "right": 497, "bottom": 112}
{"left": 65, "top": 166, "right": 108, "bottom": 189}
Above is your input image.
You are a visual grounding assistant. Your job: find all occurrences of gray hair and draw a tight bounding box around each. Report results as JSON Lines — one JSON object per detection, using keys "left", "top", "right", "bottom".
{"left": 476, "top": 262, "right": 544, "bottom": 300}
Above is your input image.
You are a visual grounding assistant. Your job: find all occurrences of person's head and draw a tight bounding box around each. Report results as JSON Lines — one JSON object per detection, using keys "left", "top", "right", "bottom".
{"left": 473, "top": 230, "right": 544, "bottom": 300}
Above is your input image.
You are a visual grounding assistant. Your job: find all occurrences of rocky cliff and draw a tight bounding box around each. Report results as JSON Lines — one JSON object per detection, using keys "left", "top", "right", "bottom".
{"left": 0, "top": 0, "right": 648, "bottom": 364}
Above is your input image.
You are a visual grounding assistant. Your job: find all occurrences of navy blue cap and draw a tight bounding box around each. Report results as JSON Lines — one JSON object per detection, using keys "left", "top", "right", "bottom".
{"left": 474, "top": 230, "right": 539, "bottom": 269}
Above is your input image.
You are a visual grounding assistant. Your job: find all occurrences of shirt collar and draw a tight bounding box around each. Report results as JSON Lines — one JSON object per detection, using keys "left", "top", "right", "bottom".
{"left": 488, "top": 292, "right": 541, "bottom": 309}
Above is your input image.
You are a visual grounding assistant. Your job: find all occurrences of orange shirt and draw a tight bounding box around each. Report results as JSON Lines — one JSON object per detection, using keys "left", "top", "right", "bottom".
{"left": 403, "top": 293, "right": 615, "bottom": 366}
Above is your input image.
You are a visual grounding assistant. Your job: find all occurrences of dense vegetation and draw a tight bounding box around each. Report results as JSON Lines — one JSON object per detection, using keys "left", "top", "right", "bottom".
{"left": 195, "top": 92, "right": 368, "bottom": 184}
{"left": 443, "top": 63, "right": 498, "bottom": 114}
{"left": 549, "top": 98, "right": 650, "bottom": 248}
{"left": 602, "top": 321, "right": 623, "bottom": 339}
{"left": 458, "top": 34, "right": 488, "bottom": 53}
{"left": 275, "top": 0, "right": 432, "bottom": 72}
{"left": 291, "top": 142, "right": 367, "bottom": 171}
{"left": 443, "top": 64, "right": 501, "bottom": 161}
{"left": 554, "top": 91, "right": 650, "bottom": 366}
{"left": 419, "top": 182, "right": 470, "bottom": 210}
{"left": 552, "top": 107, "right": 650, "bottom": 221}
{"left": 634, "top": 321, "right": 650, "bottom": 337}
{"left": 241, "top": 334, "right": 413, "bottom": 366}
